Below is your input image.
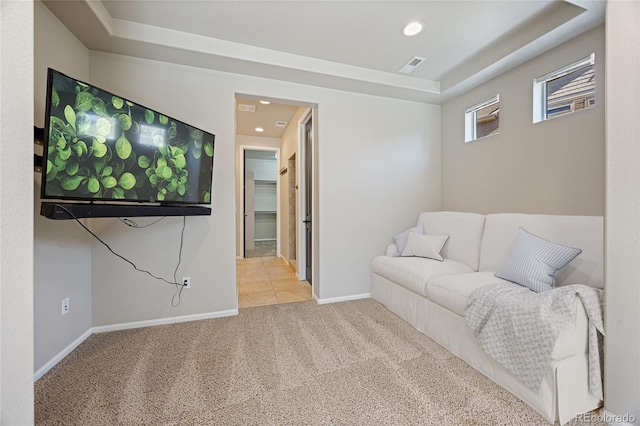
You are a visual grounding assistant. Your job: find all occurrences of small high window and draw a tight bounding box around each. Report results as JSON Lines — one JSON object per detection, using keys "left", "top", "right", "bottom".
{"left": 533, "top": 53, "right": 595, "bottom": 123}
{"left": 465, "top": 95, "right": 500, "bottom": 142}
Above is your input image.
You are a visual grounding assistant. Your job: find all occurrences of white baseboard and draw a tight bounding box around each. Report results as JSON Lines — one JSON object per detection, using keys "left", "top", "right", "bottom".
{"left": 35, "top": 309, "right": 238, "bottom": 381}
{"left": 315, "top": 293, "right": 371, "bottom": 305}
{"left": 34, "top": 328, "right": 92, "bottom": 382}
{"left": 92, "top": 309, "right": 239, "bottom": 333}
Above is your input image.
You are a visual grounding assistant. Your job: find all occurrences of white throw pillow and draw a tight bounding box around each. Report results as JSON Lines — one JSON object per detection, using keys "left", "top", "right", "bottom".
{"left": 392, "top": 223, "right": 425, "bottom": 256}
{"left": 400, "top": 232, "right": 449, "bottom": 261}
{"left": 495, "top": 227, "right": 582, "bottom": 293}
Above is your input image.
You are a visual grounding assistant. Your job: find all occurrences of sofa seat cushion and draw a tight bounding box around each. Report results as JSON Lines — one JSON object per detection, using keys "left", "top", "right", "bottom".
{"left": 426, "top": 272, "right": 513, "bottom": 316}
{"left": 372, "top": 255, "right": 473, "bottom": 297}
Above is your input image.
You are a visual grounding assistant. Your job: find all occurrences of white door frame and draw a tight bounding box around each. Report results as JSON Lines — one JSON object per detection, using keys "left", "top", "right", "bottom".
{"left": 238, "top": 145, "right": 281, "bottom": 258}
{"left": 297, "top": 109, "right": 313, "bottom": 284}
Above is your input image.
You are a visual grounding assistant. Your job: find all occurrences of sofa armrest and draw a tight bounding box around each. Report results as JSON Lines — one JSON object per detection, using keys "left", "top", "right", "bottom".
{"left": 551, "top": 294, "right": 589, "bottom": 359}
{"left": 385, "top": 243, "right": 398, "bottom": 257}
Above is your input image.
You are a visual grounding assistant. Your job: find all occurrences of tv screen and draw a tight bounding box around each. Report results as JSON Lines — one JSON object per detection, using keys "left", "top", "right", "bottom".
{"left": 42, "top": 68, "right": 214, "bottom": 205}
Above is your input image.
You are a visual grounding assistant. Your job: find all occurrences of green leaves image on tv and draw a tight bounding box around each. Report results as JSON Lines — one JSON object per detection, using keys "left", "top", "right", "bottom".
{"left": 43, "top": 69, "right": 214, "bottom": 205}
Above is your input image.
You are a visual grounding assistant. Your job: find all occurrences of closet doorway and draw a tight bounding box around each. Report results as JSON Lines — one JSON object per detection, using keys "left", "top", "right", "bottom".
{"left": 243, "top": 149, "right": 278, "bottom": 258}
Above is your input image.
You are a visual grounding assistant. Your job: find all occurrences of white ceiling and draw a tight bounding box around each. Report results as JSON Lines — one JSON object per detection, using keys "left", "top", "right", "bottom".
{"left": 235, "top": 98, "right": 300, "bottom": 138}
{"left": 43, "top": 0, "right": 604, "bottom": 104}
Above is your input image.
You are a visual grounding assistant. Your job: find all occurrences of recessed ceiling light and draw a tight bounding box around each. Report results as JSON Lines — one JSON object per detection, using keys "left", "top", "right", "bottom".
{"left": 402, "top": 21, "right": 424, "bottom": 37}
{"left": 255, "top": 127, "right": 264, "bottom": 132}
{"left": 259, "top": 101, "right": 271, "bottom": 105}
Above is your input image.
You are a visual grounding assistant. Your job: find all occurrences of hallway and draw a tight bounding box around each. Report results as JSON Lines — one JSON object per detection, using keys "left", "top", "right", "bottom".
{"left": 236, "top": 257, "right": 311, "bottom": 308}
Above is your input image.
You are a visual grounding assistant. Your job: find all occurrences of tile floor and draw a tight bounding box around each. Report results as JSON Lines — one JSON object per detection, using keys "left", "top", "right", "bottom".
{"left": 244, "top": 240, "right": 277, "bottom": 258}
{"left": 237, "top": 256, "right": 312, "bottom": 308}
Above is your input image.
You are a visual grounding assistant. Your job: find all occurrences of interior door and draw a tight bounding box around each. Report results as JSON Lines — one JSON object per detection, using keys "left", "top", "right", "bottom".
{"left": 288, "top": 155, "right": 297, "bottom": 262}
{"left": 244, "top": 169, "right": 255, "bottom": 254}
{"left": 304, "top": 118, "right": 313, "bottom": 284}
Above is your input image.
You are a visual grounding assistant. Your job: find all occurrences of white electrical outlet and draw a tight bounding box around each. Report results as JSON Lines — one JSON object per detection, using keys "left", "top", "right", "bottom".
{"left": 62, "top": 297, "right": 70, "bottom": 316}
{"left": 182, "top": 277, "right": 191, "bottom": 289}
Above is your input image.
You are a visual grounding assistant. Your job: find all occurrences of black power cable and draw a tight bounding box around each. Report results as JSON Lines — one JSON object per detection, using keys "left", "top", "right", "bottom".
{"left": 171, "top": 216, "right": 187, "bottom": 307}
{"left": 57, "top": 205, "right": 187, "bottom": 306}
{"left": 118, "top": 216, "right": 167, "bottom": 228}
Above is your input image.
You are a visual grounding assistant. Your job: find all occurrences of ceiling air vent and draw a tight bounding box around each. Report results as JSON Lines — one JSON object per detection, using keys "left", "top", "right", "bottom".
{"left": 238, "top": 104, "right": 256, "bottom": 112}
{"left": 398, "top": 56, "right": 426, "bottom": 74}
{"left": 275, "top": 121, "right": 288, "bottom": 128}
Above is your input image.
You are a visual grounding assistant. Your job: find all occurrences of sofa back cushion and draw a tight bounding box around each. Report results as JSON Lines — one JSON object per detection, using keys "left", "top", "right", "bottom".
{"left": 417, "top": 211, "right": 486, "bottom": 271}
{"left": 479, "top": 214, "right": 603, "bottom": 289}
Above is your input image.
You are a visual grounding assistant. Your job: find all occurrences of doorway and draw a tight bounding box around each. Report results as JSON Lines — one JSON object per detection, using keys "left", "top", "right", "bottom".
{"left": 243, "top": 149, "right": 278, "bottom": 258}
{"left": 234, "top": 95, "right": 317, "bottom": 307}
{"left": 302, "top": 114, "right": 313, "bottom": 285}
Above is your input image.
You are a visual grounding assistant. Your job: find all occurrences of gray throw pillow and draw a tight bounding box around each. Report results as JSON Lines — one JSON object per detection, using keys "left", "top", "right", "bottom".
{"left": 400, "top": 232, "right": 449, "bottom": 261}
{"left": 495, "top": 227, "right": 582, "bottom": 293}
{"left": 392, "top": 224, "right": 425, "bottom": 256}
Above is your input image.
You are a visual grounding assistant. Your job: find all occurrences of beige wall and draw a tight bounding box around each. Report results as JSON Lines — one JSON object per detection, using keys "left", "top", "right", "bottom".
{"left": 605, "top": 2, "right": 640, "bottom": 422}
{"left": 1, "top": 1, "right": 35, "bottom": 423}
{"left": 441, "top": 26, "right": 605, "bottom": 215}
{"left": 318, "top": 99, "right": 441, "bottom": 299}
{"left": 87, "top": 51, "right": 440, "bottom": 323}
{"left": 33, "top": 1, "right": 93, "bottom": 374}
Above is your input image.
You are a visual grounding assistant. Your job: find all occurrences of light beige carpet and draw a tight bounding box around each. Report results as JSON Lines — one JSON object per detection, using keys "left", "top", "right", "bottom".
{"left": 35, "top": 299, "right": 603, "bottom": 425}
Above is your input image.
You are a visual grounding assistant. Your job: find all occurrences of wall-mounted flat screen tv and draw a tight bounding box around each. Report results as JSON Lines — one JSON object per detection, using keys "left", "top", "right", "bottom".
{"left": 41, "top": 68, "right": 214, "bottom": 205}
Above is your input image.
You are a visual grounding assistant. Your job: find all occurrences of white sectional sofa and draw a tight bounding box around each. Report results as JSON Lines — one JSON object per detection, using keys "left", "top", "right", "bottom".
{"left": 371, "top": 211, "right": 603, "bottom": 425}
